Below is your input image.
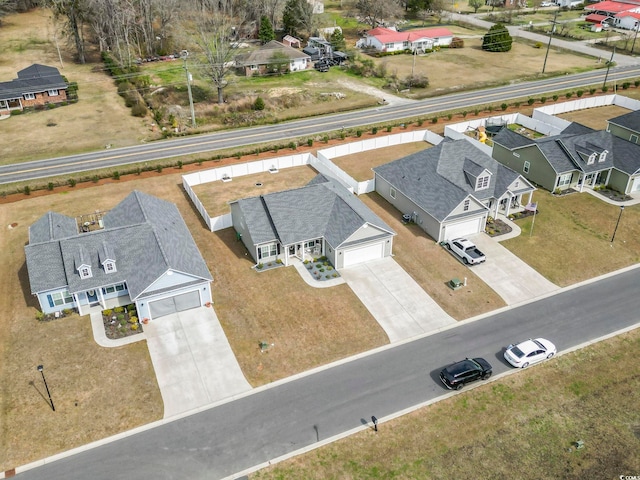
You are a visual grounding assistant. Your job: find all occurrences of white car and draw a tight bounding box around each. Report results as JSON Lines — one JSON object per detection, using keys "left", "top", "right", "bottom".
{"left": 540, "top": 1, "right": 555, "bottom": 6}
{"left": 504, "top": 338, "right": 556, "bottom": 368}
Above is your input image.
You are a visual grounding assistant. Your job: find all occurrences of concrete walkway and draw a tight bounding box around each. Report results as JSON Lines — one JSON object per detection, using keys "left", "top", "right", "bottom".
{"left": 340, "top": 257, "right": 456, "bottom": 343}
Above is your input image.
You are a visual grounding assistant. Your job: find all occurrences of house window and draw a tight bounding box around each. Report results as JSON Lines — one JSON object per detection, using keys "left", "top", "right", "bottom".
{"left": 250, "top": 65, "right": 258, "bottom": 70}
{"left": 463, "top": 199, "right": 470, "bottom": 211}
{"left": 587, "top": 153, "right": 596, "bottom": 165}
{"left": 47, "top": 290, "right": 73, "bottom": 307}
{"left": 390, "top": 187, "right": 396, "bottom": 199}
{"left": 47, "top": 89, "right": 59, "bottom": 96}
{"left": 102, "top": 283, "right": 125, "bottom": 295}
{"left": 475, "top": 175, "right": 490, "bottom": 190}
{"left": 403, "top": 41, "right": 409, "bottom": 48}
{"left": 630, "top": 134, "right": 638, "bottom": 144}
{"left": 79, "top": 266, "right": 92, "bottom": 279}
{"left": 385, "top": 43, "right": 393, "bottom": 49}
{"left": 24, "top": 93, "right": 35, "bottom": 100}
{"left": 557, "top": 173, "right": 572, "bottom": 187}
{"left": 104, "top": 261, "right": 116, "bottom": 273}
{"left": 258, "top": 243, "right": 278, "bottom": 259}
{"left": 523, "top": 161, "right": 530, "bottom": 173}
{"left": 598, "top": 150, "right": 608, "bottom": 163}
{"left": 514, "top": 181, "right": 519, "bottom": 188}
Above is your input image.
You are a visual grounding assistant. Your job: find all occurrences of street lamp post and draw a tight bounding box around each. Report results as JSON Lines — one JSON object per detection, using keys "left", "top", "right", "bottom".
{"left": 181, "top": 50, "right": 196, "bottom": 129}
{"left": 611, "top": 205, "right": 625, "bottom": 243}
{"left": 37, "top": 365, "right": 55, "bottom": 411}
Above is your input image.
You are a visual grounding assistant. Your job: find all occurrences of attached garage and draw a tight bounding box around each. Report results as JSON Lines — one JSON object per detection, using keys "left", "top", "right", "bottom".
{"left": 443, "top": 217, "right": 483, "bottom": 241}
{"left": 149, "top": 290, "right": 202, "bottom": 319}
{"left": 343, "top": 242, "right": 384, "bottom": 268}
{"left": 632, "top": 176, "right": 640, "bottom": 192}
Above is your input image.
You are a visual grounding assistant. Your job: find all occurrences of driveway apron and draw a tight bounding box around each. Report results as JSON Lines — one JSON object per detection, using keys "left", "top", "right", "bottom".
{"left": 144, "top": 306, "right": 251, "bottom": 419}
{"left": 340, "top": 257, "right": 455, "bottom": 343}
{"left": 471, "top": 234, "right": 559, "bottom": 305}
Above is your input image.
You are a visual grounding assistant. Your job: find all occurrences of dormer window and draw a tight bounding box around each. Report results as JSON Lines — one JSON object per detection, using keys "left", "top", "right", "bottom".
{"left": 598, "top": 150, "right": 608, "bottom": 163}
{"left": 79, "top": 265, "right": 92, "bottom": 279}
{"left": 475, "top": 174, "right": 490, "bottom": 190}
{"left": 104, "top": 260, "right": 116, "bottom": 273}
{"left": 587, "top": 153, "right": 596, "bottom": 165}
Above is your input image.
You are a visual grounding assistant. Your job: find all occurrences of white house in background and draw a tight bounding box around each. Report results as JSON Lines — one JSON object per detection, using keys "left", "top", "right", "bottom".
{"left": 356, "top": 26, "right": 453, "bottom": 53}
{"left": 614, "top": 10, "right": 640, "bottom": 30}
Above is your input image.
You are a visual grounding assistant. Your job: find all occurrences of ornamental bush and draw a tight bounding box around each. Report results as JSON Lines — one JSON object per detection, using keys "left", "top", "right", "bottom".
{"left": 482, "top": 23, "right": 512, "bottom": 52}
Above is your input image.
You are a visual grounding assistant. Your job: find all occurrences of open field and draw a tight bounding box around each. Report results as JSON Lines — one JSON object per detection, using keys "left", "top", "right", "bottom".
{"left": 331, "top": 142, "right": 431, "bottom": 181}
{"left": 252, "top": 327, "right": 640, "bottom": 479}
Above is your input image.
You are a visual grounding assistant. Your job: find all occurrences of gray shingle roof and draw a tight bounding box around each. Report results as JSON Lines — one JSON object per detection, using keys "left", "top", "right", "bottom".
{"left": 0, "top": 64, "right": 68, "bottom": 101}
{"left": 233, "top": 175, "right": 394, "bottom": 247}
{"left": 607, "top": 109, "right": 640, "bottom": 132}
{"left": 374, "top": 139, "right": 527, "bottom": 221}
{"left": 492, "top": 128, "right": 535, "bottom": 149}
{"left": 28, "top": 211, "right": 78, "bottom": 244}
{"left": 561, "top": 122, "right": 596, "bottom": 135}
{"left": 25, "top": 191, "right": 212, "bottom": 298}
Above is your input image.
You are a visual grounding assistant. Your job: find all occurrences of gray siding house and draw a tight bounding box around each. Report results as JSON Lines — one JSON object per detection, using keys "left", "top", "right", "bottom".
{"left": 25, "top": 191, "right": 213, "bottom": 321}
{"left": 230, "top": 175, "right": 395, "bottom": 269}
{"left": 492, "top": 123, "right": 640, "bottom": 194}
{"left": 374, "top": 138, "right": 535, "bottom": 242}
{"left": 607, "top": 109, "right": 640, "bottom": 144}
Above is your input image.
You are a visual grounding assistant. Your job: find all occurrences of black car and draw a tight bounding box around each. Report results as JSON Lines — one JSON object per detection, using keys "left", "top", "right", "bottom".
{"left": 439, "top": 357, "right": 492, "bottom": 390}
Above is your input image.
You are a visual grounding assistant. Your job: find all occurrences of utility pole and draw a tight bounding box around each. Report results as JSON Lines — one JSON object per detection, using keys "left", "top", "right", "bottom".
{"left": 542, "top": 9, "right": 559, "bottom": 74}
{"left": 632, "top": 22, "right": 639, "bottom": 55}
{"left": 603, "top": 46, "right": 616, "bottom": 89}
{"left": 181, "top": 50, "right": 196, "bottom": 129}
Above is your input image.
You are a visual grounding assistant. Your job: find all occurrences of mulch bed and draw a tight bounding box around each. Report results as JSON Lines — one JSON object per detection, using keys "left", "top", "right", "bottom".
{"left": 485, "top": 218, "right": 513, "bottom": 237}
{"left": 102, "top": 306, "right": 144, "bottom": 339}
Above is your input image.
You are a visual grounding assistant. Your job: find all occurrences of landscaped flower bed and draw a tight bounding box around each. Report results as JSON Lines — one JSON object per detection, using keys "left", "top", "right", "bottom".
{"left": 304, "top": 256, "right": 341, "bottom": 281}
{"left": 102, "top": 304, "right": 143, "bottom": 339}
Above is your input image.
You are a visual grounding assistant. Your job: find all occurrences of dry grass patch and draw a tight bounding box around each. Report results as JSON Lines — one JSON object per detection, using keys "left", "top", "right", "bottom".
{"left": 360, "top": 193, "right": 506, "bottom": 320}
{"left": 331, "top": 142, "right": 431, "bottom": 182}
{"left": 0, "top": 10, "right": 156, "bottom": 163}
{"left": 191, "top": 165, "right": 319, "bottom": 216}
{"left": 375, "top": 38, "right": 599, "bottom": 97}
{"left": 556, "top": 105, "right": 632, "bottom": 130}
{"left": 503, "top": 191, "right": 640, "bottom": 286}
{"left": 252, "top": 328, "right": 640, "bottom": 480}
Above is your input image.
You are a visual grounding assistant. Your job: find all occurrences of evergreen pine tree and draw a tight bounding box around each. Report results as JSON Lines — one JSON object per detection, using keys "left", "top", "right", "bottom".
{"left": 259, "top": 16, "right": 275, "bottom": 45}
{"left": 482, "top": 23, "right": 512, "bottom": 52}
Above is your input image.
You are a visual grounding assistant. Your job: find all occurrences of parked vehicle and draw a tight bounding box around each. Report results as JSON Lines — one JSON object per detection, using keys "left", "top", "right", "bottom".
{"left": 504, "top": 338, "right": 556, "bottom": 368}
{"left": 444, "top": 238, "right": 486, "bottom": 265}
{"left": 439, "top": 357, "right": 493, "bottom": 390}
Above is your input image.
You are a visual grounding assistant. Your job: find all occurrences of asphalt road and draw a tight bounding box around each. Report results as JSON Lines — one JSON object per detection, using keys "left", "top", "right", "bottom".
{"left": 3, "top": 65, "right": 640, "bottom": 185}
{"left": 14, "top": 266, "right": 640, "bottom": 480}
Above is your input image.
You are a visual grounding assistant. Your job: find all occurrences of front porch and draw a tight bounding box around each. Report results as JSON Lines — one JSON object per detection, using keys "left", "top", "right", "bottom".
{"left": 283, "top": 239, "right": 323, "bottom": 266}
{"left": 80, "top": 292, "right": 132, "bottom": 316}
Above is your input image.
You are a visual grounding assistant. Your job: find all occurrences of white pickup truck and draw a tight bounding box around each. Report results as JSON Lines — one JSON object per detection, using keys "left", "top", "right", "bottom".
{"left": 444, "top": 238, "right": 486, "bottom": 265}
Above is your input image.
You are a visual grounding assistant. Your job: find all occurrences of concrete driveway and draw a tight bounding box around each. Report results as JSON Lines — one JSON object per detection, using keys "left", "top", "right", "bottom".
{"left": 144, "top": 306, "right": 251, "bottom": 419}
{"left": 470, "top": 234, "right": 559, "bottom": 305}
{"left": 340, "top": 257, "right": 455, "bottom": 343}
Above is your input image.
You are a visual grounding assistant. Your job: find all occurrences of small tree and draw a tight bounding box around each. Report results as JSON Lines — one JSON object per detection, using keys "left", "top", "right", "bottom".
{"left": 330, "top": 29, "right": 346, "bottom": 53}
{"left": 482, "top": 23, "right": 513, "bottom": 52}
{"left": 469, "top": 0, "right": 484, "bottom": 13}
{"left": 254, "top": 97, "right": 265, "bottom": 110}
{"left": 258, "top": 16, "right": 275, "bottom": 44}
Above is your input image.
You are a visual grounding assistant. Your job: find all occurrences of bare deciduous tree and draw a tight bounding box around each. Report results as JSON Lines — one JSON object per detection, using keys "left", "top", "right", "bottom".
{"left": 351, "top": 0, "right": 403, "bottom": 28}
{"left": 47, "top": 0, "right": 88, "bottom": 63}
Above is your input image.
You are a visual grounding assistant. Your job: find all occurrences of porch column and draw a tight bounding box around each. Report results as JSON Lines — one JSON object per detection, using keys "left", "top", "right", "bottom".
{"left": 98, "top": 288, "right": 106, "bottom": 308}
{"left": 578, "top": 174, "right": 585, "bottom": 193}
{"left": 605, "top": 169, "right": 612, "bottom": 186}
{"left": 528, "top": 191, "right": 533, "bottom": 205}
{"left": 74, "top": 292, "right": 83, "bottom": 316}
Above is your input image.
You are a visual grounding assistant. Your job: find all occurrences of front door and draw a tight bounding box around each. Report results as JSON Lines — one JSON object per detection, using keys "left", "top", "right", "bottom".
{"left": 86, "top": 289, "right": 98, "bottom": 305}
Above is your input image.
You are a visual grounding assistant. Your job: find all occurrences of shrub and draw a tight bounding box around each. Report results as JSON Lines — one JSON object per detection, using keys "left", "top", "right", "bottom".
{"left": 474, "top": 108, "right": 480, "bottom": 115}
{"left": 432, "top": 117, "right": 438, "bottom": 124}
{"left": 127, "top": 304, "right": 136, "bottom": 312}
{"left": 534, "top": 42, "right": 543, "bottom": 49}
{"left": 177, "top": 160, "right": 183, "bottom": 169}
{"left": 131, "top": 324, "right": 139, "bottom": 331}
{"left": 23, "top": 185, "right": 30, "bottom": 195}
{"left": 622, "top": 82, "right": 630, "bottom": 90}
{"left": 417, "top": 119, "right": 424, "bottom": 127}
{"left": 482, "top": 23, "right": 513, "bottom": 52}
{"left": 386, "top": 125, "right": 392, "bottom": 132}
{"left": 254, "top": 96, "right": 265, "bottom": 110}
{"left": 577, "top": 90, "right": 584, "bottom": 97}
{"left": 257, "top": 263, "right": 263, "bottom": 269}
{"left": 131, "top": 103, "right": 148, "bottom": 117}
{"left": 114, "top": 306, "right": 125, "bottom": 313}
{"left": 129, "top": 316, "right": 138, "bottom": 324}
{"left": 552, "top": 95, "right": 559, "bottom": 101}
{"left": 514, "top": 101, "right": 521, "bottom": 108}
{"left": 356, "top": 130, "right": 362, "bottom": 137}
{"left": 528, "top": 98, "right": 535, "bottom": 105}
{"left": 92, "top": 175, "right": 100, "bottom": 183}
{"left": 565, "top": 92, "right": 573, "bottom": 99}
{"left": 450, "top": 37, "right": 464, "bottom": 48}
{"left": 156, "top": 165, "right": 163, "bottom": 173}
{"left": 540, "top": 96, "right": 547, "bottom": 104}
{"left": 602, "top": 85, "right": 609, "bottom": 92}
{"left": 35, "top": 311, "right": 45, "bottom": 321}
{"left": 112, "top": 171, "right": 120, "bottom": 180}
{"left": 323, "top": 135, "right": 329, "bottom": 143}
{"left": 501, "top": 103, "right": 508, "bottom": 111}
{"left": 462, "top": 111, "right": 468, "bottom": 118}
{"left": 288, "top": 141, "right": 297, "bottom": 150}
{"left": 372, "top": 126, "right": 378, "bottom": 134}
{"left": 447, "top": 113, "right": 453, "bottom": 120}
{"left": 68, "top": 178, "right": 77, "bottom": 187}
{"left": 47, "top": 182, "right": 54, "bottom": 191}
{"left": 340, "top": 131, "right": 346, "bottom": 140}
{"left": 103, "top": 309, "right": 113, "bottom": 317}
{"left": 589, "top": 88, "right": 596, "bottom": 95}
{"left": 307, "top": 138, "right": 313, "bottom": 147}
{"left": 635, "top": 80, "right": 640, "bottom": 87}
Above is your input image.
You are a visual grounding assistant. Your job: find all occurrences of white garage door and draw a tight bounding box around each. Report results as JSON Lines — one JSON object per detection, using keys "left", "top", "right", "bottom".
{"left": 632, "top": 176, "right": 640, "bottom": 192}
{"left": 444, "top": 217, "right": 482, "bottom": 241}
{"left": 149, "top": 290, "right": 201, "bottom": 319}
{"left": 343, "top": 242, "right": 384, "bottom": 268}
